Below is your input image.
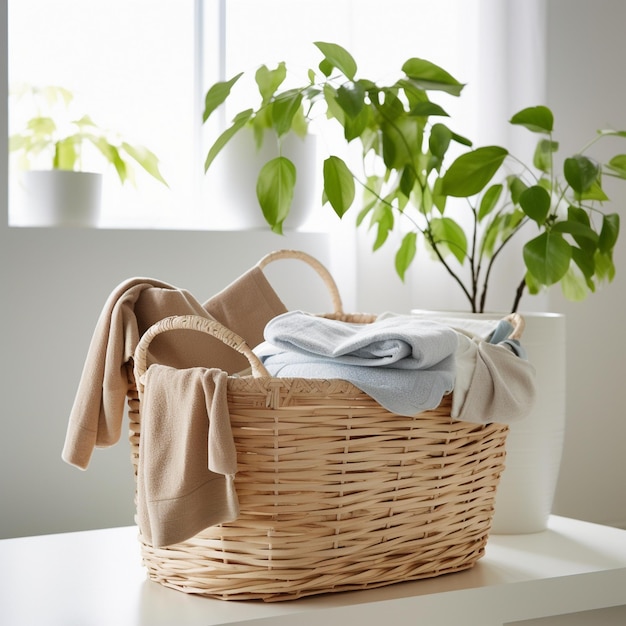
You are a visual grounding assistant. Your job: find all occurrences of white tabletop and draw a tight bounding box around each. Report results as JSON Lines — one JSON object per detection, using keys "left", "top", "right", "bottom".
{"left": 1, "top": 516, "right": 625, "bottom": 626}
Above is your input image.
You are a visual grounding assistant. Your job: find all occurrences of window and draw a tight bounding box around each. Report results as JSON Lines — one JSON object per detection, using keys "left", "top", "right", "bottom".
{"left": 7, "top": 0, "right": 542, "bottom": 230}
{"left": 8, "top": 0, "right": 200, "bottom": 228}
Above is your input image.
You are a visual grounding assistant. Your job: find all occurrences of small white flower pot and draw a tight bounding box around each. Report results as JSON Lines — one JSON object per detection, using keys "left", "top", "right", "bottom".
{"left": 20, "top": 170, "right": 103, "bottom": 227}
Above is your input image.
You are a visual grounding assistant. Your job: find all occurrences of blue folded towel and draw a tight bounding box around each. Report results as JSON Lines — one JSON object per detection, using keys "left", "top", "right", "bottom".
{"left": 255, "top": 311, "right": 458, "bottom": 416}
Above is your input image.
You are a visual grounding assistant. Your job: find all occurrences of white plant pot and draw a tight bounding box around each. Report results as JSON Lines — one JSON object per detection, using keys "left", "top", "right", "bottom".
{"left": 21, "top": 170, "right": 102, "bottom": 227}
{"left": 212, "top": 128, "right": 317, "bottom": 230}
{"left": 411, "top": 310, "right": 566, "bottom": 534}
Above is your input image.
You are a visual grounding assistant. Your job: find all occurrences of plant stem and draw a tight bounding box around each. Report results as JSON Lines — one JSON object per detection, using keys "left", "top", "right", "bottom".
{"left": 467, "top": 199, "right": 479, "bottom": 309}
{"left": 511, "top": 277, "right": 527, "bottom": 313}
{"left": 426, "top": 232, "right": 477, "bottom": 311}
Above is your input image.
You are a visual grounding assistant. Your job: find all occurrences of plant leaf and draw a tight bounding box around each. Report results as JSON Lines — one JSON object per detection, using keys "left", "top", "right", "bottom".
{"left": 255, "top": 62, "right": 286, "bottom": 102}
{"left": 256, "top": 156, "right": 296, "bottom": 234}
{"left": 440, "top": 146, "right": 508, "bottom": 197}
{"left": 481, "top": 213, "right": 505, "bottom": 258}
{"left": 524, "top": 270, "right": 541, "bottom": 295}
{"left": 477, "top": 184, "right": 503, "bottom": 221}
{"left": 27, "top": 115, "right": 56, "bottom": 136}
{"left": 314, "top": 41, "right": 357, "bottom": 80}
{"left": 595, "top": 249, "right": 616, "bottom": 282}
{"left": 599, "top": 213, "right": 620, "bottom": 253}
{"left": 370, "top": 203, "right": 394, "bottom": 250}
{"left": 203, "top": 72, "right": 243, "bottom": 122}
{"left": 88, "top": 136, "right": 128, "bottom": 182}
{"left": 336, "top": 81, "right": 365, "bottom": 118}
{"left": 561, "top": 266, "right": 590, "bottom": 301}
{"left": 510, "top": 105, "right": 554, "bottom": 133}
{"left": 563, "top": 155, "right": 599, "bottom": 193}
{"left": 431, "top": 176, "right": 447, "bottom": 213}
{"left": 122, "top": 142, "right": 168, "bottom": 186}
{"left": 54, "top": 136, "right": 79, "bottom": 171}
{"left": 508, "top": 175, "right": 529, "bottom": 205}
{"left": 73, "top": 115, "right": 98, "bottom": 130}
{"left": 597, "top": 129, "right": 626, "bottom": 138}
{"left": 533, "top": 138, "right": 558, "bottom": 173}
{"left": 519, "top": 185, "right": 551, "bottom": 225}
{"left": 605, "top": 154, "right": 626, "bottom": 179}
{"left": 409, "top": 101, "right": 449, "bottom": 117}
{"left": 271, "top": 89, "right": 304, "bottom": 137}
{"left": 399, "top": 166, "right": 416, "bottom": 198}
{"left": 401, "top": 58, "right": 465, "bottom": 96}
{"left": 430, "top": 217, "right": 467, "bottom": 264}
{"left": 323, "top": 155, "right": 355, "bottom": 217}
{"left": 579, "top": 180, "right": 609, "bottom": 202}
{"left": 566, "top": 205, "right": 596, "bottom": 253}
{"left": 395, "top": 232, "right": 417, "bottom": 281}
{"left": 380, "top": 116, "right": 419, "bottom": 170}
{"left": 552, "top": 216, "right": 599, "bottom": 249}
{"left": 523, "top": 232, "right": 572, "bottom": 285}
{"left": 343, "top": 104, "right": 370, "bottom": 141}
{"left": 429, "top": 123, "right": 452, "bottom": 161}
{"left": 571, "top": 246, "right": 596, "bottom": 280}
{"left": 450, "top": 130, "right": 473, "bottom": 147}
{"left": 322, "top": 84, "right": 344, "bottom": 123}
{"left": 204, "top": 109, "right": 253, "bottom": 172}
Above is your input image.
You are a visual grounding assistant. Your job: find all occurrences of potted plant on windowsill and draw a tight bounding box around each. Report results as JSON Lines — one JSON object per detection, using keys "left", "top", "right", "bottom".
{"left": 203, "top": 63, "right": 317, "bottom": 232}
{"left": 9, "top": 85, "right": 168, "bottom": 227}
{"left": 202, "top": 42, "right": 626, "bottom": 534}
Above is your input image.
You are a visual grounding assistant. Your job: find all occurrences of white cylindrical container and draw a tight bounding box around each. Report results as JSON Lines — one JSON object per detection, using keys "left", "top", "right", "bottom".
{"left": 411, "top": 310, "right": 566, "bottom": 534}
{"left": 211, "top": 128, "right": 317, "bottom": 231}
{"left": 21, "top": 170, "right": 102, "bottom": 227}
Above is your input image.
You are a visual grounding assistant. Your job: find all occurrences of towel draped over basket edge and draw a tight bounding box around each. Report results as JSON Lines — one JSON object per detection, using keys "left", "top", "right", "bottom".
{"left": 62, "top": 265, "right": 287, "bottom": 470}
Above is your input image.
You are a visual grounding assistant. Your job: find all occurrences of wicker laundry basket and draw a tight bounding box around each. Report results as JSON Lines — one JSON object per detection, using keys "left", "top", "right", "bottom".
{"left": 128, "top": 250, "right": 516, "bottom": 602}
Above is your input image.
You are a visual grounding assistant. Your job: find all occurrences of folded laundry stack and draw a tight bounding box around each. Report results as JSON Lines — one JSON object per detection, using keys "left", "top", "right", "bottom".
{"left": 256, "top": 310, "right": 536, "bottom": 424}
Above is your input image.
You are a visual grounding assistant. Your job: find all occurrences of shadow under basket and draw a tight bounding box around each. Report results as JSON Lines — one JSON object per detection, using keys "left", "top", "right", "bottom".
{"left": 127, "top": 312, "right": 509, "bottom": 602}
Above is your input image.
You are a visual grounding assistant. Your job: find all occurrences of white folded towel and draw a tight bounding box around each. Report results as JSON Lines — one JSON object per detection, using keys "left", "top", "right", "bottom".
{"left": 256, "top": 311, "right": 458, "bottom": 416}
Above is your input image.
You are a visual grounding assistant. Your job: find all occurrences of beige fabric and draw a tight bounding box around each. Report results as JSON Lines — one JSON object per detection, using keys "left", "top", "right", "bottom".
{"left": 136, "top": 365, "right": 238, "bottom": 548}
{"left": 204, "top": 266, "right": 287, "bottom": 355}
{"left": 63, "top": 269, "right": 286, "bottom": 470}
{"left": 454, "top": 340, "right": 537, "bottom": 424}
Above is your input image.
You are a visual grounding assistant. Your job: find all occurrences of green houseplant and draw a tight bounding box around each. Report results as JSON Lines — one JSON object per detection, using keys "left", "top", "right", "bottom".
{"left": 203, "top": 62, "right": 316, "bottom": 232}
{"left": 203, "top": 62, "right": 317, "bottom": 231}
{"left": 10, "top": 84, "right": 168, "bottom": 186}
{"left": 10, "top": 85, "right": 168, "bottom": 226}
{"left": 203, "top": 42, "right": 626, "bottom": 313}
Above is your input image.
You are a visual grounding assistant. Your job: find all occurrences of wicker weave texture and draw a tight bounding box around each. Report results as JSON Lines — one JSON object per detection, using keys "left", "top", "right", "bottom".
{"left": 127, "top": 252, "right": 510, "bottom": 601}
{"left": 129, "top": 355, "right": 508, "bottom": 601}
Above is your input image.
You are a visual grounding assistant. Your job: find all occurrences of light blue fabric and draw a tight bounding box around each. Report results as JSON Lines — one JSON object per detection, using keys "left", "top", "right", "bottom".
{"left": 256, "top": 311, "right": 458, "bottom": 416}
{"left": 487, "top": 319, "right": 526, "bottom": 358}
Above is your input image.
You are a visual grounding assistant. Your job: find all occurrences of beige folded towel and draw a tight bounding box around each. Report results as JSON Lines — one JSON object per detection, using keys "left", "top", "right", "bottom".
{"left": 136, "top": 364, "right": 239, "bottom": 548}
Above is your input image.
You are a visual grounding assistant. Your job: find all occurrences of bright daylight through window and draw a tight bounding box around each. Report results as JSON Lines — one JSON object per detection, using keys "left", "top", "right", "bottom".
{"left": 8, "top": 0, "right": 492, "bottom": 231}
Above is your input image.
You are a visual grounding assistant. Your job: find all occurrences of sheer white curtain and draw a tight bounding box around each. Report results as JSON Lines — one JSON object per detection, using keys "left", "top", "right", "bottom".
{"left": 349, "top": 0, "right": 548, "bottom": 315}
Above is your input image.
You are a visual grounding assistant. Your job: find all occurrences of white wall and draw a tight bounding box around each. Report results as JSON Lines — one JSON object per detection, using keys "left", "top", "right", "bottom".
{"left": 0, "top": 1, "right": 345, "bottom": 538}
{"left": 1, "top": 0, "right": 625, "bottom": 544}
{"left": 545, "top": 0, "right": 626, "bottom": 530}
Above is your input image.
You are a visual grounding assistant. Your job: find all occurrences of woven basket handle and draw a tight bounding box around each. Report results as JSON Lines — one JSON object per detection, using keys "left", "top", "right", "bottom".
{"left": 133, "top": 314, "right": 270, "bottom": 385}
{"left": 256, "top": 249, "right": 344, "bottom": 314}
